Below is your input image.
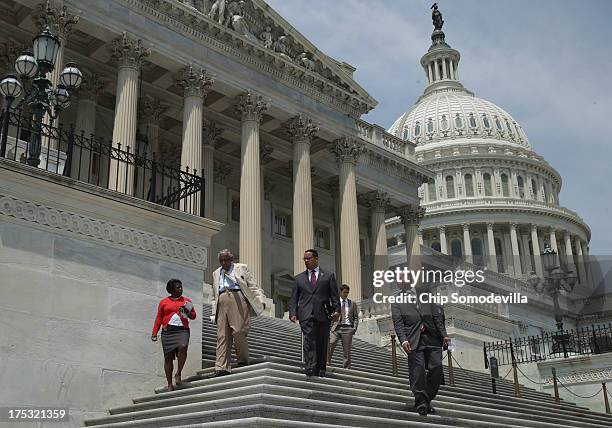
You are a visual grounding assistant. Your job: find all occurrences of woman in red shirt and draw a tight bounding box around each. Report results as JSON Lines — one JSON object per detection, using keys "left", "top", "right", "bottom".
{"left": 151, "top": 279, "right": 197, "bottom": 391}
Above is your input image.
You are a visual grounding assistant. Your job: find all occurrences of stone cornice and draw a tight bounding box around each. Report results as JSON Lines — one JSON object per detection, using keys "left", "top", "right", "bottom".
{"left": 123, "top": 0, "right": 374, "bottom": 116}
{"left": 359, "top": 147, "right": 433, "bottom": 188}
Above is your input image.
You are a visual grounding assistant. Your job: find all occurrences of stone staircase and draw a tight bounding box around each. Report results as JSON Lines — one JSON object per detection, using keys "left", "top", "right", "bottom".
{"left": 84, "top": 304, "right": 612, "bottom": 427}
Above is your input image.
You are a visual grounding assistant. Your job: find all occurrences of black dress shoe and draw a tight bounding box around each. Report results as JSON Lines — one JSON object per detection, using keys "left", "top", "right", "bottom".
{"left": 416, "top": 406, "right": 428, "bottom": 416}
{"left": 304, "top": 370, "right": 315, "bottom": 378}
{"left": 213, "top": 370, "right": 230, "bottom": 377}
{"left": 237, "top": 361, "right": 249, "bottom": 367}
{"left": 318, "top": 371, "right": 327, "bottom": 378}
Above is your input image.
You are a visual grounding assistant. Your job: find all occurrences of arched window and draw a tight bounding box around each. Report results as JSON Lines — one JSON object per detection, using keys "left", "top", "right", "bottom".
{"left": 426, "top": 117, "right": 434, "bottom": 133}
{"left": 402, "top": 127, "right": 409, "bottom": 140}
{"left": 414, "top": 121, "right": 421, "bottom": 136}
{"left": 431, "top": 242, "right": 441, "bottom": 252}
{"left": 543, "top": 183, "right": 549, "bottom": 203}
{"left": 464, "top": 173, "right": 474, "bottom": 197}
{"left": 451, "top": 239, "right": 463, "bottom": 257}
{"left": 506, "top": 119, "right": 514, "bottom": 137}
{"left": 440, "top": 114, "right": 449, "bottom": 131}
{"left": 468, "top": 113, "right": 477, "bottom": 128}
{"left": 482, "top": 114, "right": 491, "bottom": 129}
{"left": 454, "top": 113, "right": 463, "bottom": 129}
{"left": 495, "top": 116, "right": 503, "bottom": 131}
{"left": 531, "top": 179, "right": 538, "bottom": 199}
{"left": 501, "top": 174, "right": 510, "bottom": 197}
{"left": 446, "top": 175, "right": 455, "bottom": 198}
{"left": 483, "top": 173, "right": 493, "bottom": 196}
{"left": 494, "top": 237, "right": 505, "bottom": 272}
{"left": 471, "top": 238, "right": 483, "bottom": 266}
{"left": 428, "top": 180, "right": 437, "bottom": 201}
{"left": 517, "top": 176, "right": 525, "bottom": 198}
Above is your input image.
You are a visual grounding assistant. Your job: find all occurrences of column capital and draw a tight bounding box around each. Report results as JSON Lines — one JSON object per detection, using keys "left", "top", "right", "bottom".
{"left": 530, "top": 224, "right": 539, "bottom": 232}
{"left": 235, "top": 92, "right": 268, "bottom": 122}
{"left": 75, "top": 69, "right": 105, "bottom": 101}
{"left": 112, "top": 32, "right": 150, "bottom": 69}
{"left": 285, "top": 114, "right": 318, "bottom": 144}
{"left": 549, "top": 226, "right": 557, "bottom": 233}
{"left": 363, "top": 191, "right": 390, "bottom": 214}
{"left": 462, "top": 223, "right": 470, "bottom": 232}
{"left": 33, "top": 0, "right": 79, "bottom": 41}
{"left": 140, "top": 94, "right": 169, "bottom": 124}
{"left": 509, "top": 222, "right": 518, "bottom": 230}
{"left": 438, "top": 225, "right": 446, "bottom": 233}
{"left": 329, "top": 137, "right": 364, "bottom": 165}
{"left": 398, "top": 205, "right": 425, "bottom": 226}
{"left": 213, "top": 159, "right": 233, "bottom": 185}
{"left": 176, "top": 64, "right": 214, "bottom": 99}
{"left": 564, "top": 231, "right": 571, "bottom": 240}
{"left": 260, "top": 142, "right": 274, "bottom": 165}
{"left": 203, "top": 119, "right": 224, "bottom": 147}
{"left": 487, "top": 222, "right": 494, "bottom": 230}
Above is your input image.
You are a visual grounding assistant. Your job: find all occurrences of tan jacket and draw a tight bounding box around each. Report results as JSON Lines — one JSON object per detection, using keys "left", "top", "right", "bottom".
{"left": 211, "top": 263, "right": 265, "bottom": 323}
{"left": 331, "top": 298, "right": 359, "bottom": 332}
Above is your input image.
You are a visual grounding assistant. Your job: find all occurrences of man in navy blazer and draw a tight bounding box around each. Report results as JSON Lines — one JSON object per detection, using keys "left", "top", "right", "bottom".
{"left": 289, "top": 249, "right": 340, "bottom": 377}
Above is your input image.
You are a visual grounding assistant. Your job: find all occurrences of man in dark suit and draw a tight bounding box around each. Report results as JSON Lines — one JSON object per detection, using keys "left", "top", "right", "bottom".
{"left": 290, "top": 249, "right": 340, "bottom": 377}
{"left": 327, "top": 284, "right": 359, "bottom": 369}
{"left": 391, "top": 285, "right": 450, "bottom": 416}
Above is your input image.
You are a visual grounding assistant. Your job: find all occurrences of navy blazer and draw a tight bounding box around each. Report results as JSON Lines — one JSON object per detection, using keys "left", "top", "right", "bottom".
{"left": 289, "top": 267, "right": 340, "bottom": 322}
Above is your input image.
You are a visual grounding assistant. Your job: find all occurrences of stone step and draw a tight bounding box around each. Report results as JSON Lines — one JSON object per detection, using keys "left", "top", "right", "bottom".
{"left": 113, "top": 369, "right": 609, "bottom": 427}
{"left": 170, "top": 417, "right": 354, "bottom": 427}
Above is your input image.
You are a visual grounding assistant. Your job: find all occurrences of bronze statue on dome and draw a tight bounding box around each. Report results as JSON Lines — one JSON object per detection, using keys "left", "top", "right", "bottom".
{"left": 431, "top": 3, "right": 444, "bottom": 31}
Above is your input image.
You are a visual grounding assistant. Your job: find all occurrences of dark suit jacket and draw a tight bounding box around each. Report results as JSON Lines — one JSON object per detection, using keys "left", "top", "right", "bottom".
{"left": 331, "top": 299, "right": 359, "bottom": 332}
{"left": 391, "top": 291, "right": 447, "bottom": 349}
{"left": 289, "top": 268, "right": 340, "bottom": 322}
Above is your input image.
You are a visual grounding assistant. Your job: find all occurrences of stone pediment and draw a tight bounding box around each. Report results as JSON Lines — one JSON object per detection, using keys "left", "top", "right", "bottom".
{"left": 138, "top": 0, "right": 377, "bottom": 115}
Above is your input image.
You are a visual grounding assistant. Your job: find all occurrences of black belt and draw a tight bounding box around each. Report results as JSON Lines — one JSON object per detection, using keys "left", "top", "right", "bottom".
{"left": 219, "top": 288, "right": 240, "bottom": 295}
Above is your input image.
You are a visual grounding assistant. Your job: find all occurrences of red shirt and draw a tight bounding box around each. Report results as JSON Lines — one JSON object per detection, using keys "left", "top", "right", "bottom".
{"left": 152, "top": 296, "right": 197, "bottom": 335}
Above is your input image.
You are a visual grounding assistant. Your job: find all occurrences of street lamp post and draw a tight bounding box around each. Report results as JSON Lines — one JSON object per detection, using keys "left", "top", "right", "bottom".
{"left": 0, "top": 26, "right": 81, "bottom": 166}
{"left": 528, "top": 245, "right": 578, "bottom": 331}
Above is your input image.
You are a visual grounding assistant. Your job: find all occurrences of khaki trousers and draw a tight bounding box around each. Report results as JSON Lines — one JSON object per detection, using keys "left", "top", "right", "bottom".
{"left": 327, "top": 326, "right": 354, "bottom": 368}
{"left": 215, "top": 290, "right": 251, "bottom": 371}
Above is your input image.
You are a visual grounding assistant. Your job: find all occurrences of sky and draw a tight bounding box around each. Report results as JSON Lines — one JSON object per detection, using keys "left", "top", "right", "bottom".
{"left": 266, "top": 0, "right": 612, "bottom": 255}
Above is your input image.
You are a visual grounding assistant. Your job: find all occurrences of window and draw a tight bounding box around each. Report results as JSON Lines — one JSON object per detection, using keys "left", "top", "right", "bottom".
{"left": 451, "top": 239, "right": 463, "bottom": 257}
{"left": 454, "top": 113, "right": 463, "bottom": 129}
{"left": 468, "top": 113, "right": 477, "bottom": 129}
{"left": 440, "top": 114, "right": 449, "bottom": 131}
{"left": 464, "top": 173, "right": 474, "bottom": 197}
{"left": 482, "top": 114, "right": 491, "bottom": 129}
{"left": 506, "top": 120, "right": 514, "bottom": 137}
{"left": 274, "top": 212, "right": 292, "bottom": 237}
{"left": 471, "top": 238, "right": 484, "bottom": 266}
{"left": 414, "top": 121, "right": 421, "bottom": 136}
{"left": 314, "top": 226, "right": 330, "bottom": 249}
{"left": 446, "top": 175, "right": 455, "bottom": 198}
{"left": 495, "top": 116, "right": 503, "bottom": 131}
{"left": 428, "top": 180, "right": 437, "bottom": 201}
{"left": 531, "top": 179, "right": 538, "bottom": 199}
{"left": 517, "top": 176, "right": 525, "bottom": 198}
{"left": 231, "top": 196, "right": 240, "bottom": 222}
{"left": 501, "top": 174, "right": 509, "bottom": 197}
{"left": 402, "top": 127, "right": 409, "bottom": 140}
{"left": 431, "top": 242, "right": 441, "bottom": 252}
{"left": 543, "top": 183, "right": 549, "bottom": 203}
{"left": 483, "top": 173, "right": 493, "bottom": 196}
{"left": 426, "top": 117, "right": 434, "bottom": 134}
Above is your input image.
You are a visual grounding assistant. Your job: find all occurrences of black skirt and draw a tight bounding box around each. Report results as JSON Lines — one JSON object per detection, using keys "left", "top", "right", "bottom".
{"left": 161, "top": 325, "right": 190, "bottom": 359}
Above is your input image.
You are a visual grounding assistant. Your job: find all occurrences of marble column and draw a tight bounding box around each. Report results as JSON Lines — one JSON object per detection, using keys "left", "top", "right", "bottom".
{"left": 427, "top": 63, "right": 434, "bottom": 83}
{"left": 418, "top": 230, "right": 424, "bottom": 246}
{"left": 330, "top": 138, "right": 364, "bottom": 301}
{"left": 442, "top": 58, "right": 448, "bottom": 79}
{"left": 575, "top": 238, "right": 587, "bottom": 286}
{"left": 33, "top": 1, "right": 79, "bottom": 150}
{"left": 520, "top": 230, "right": 533, "bottom": 274}
{"left": 549, "top": 228, "right": 558, "bottom": 252}
{"left": 564, "top": 232, "right": 575, "bottom": 269}
{"left": 531, "top": 225, "right": 543, "bottom": 277}
{"left": 366, "top": 191, "right": 390, "bottom": 274}
{"left": 434, "top": 59, "right": 440, "bottom": 81}
{"left": 286, "top": 114, "right": 318, "bottom": 275}
{"left": 510, "top": 223, "right": 521, "bottom": 275}
{"left": 462, "top": 223, "right": 472, "bottom": 263}
{"left": 177, "top": 65, "right": 213, "bottom": 214}
{"left": 235, "top": 92, "right": 268, "bottom": 286}
{"left": 71, "top": 70, "right": 104, "bottom": 181}
{"left": 439, "top": 226, "right": 448, "bottom": 254}
{"left": 202, "top": 120, "right": 223, "bottom": 219}
{"left": 399, "top": 205, "right": 425, "bottom": 268}
{"left": 487, "top": 223, "right": 498, "bottom": 272}
{"left": 108, "top": 33, "right": 150, "bottom": 195}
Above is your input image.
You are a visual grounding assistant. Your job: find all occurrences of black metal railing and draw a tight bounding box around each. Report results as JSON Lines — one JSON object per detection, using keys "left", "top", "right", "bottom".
{"left": 0, "top": 107, "right": 205, "bottom": 216}
{"left": 484, "top": 323, "right": 612, "bottom": 367}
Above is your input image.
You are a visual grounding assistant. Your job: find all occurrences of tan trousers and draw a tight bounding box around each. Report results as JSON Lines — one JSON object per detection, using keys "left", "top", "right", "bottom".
{"left": 327, "top": 326, "right": 354, "bottom": 368}
{"left": 215, "top": 290, "right": 251, "bottom": 371}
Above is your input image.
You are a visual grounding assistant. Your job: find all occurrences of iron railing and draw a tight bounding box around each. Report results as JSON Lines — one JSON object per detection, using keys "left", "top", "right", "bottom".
{"left": 484, "top": 323, "right": 612, "bottom": 367}
{"left": 0, "top": 107, "right": 205, "bottom": 216}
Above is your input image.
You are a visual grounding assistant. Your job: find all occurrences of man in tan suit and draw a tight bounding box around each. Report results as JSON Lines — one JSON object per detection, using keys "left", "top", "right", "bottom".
{"left": 211, "top": 249, "right": 265, "bottom": 376}
{"left": 327, "top": 284, "right": 359, "bottom": 369}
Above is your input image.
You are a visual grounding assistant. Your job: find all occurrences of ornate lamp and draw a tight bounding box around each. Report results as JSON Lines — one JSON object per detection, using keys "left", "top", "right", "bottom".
{"left": 541, "top": 246, "right": 557, "bottom": 272}
{"left": 60, "top": 62, "right": 83, "bottom": 89}
{"left": 32, "top": 27, "right": 61, "bottom": 75}
{"left": 0, "top": 74, "right": 24, "bottom": 157}
{"left": 14, "top": 52, "right": 38, "bottom": 79}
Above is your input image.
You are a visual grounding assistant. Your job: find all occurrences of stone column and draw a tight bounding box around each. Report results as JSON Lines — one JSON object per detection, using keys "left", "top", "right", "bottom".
{"left": 520, "top": 230, "right": 532, "bottom": 274}
{"left": 439, "top": 226, "right": 448, "bottom": 254}
{"left": 235, "top": 92, "right": 268, "bottom": 285}
{"left": 71, "top": 70, "right": 104, "bottom": 181}
{"left": 202, "top": 120, "right": 223, "bottom": 219}
{"left": 366, "top": 191, "right": 390, "bottom": 273}
{"left": 575, "top": 238, "right": 587, "bottom": 286}
{"left": 441, "top": 58, "right": 448, "bottom": 79}
{"left": 486, "top": 223, "right": 497, "bottom": 272}
{"left": 434, "top": 59, "right": 440, "bottom": 81}
{"left": 462, "top": 223, "right": 472, "bottom": 263}
{"left": 531, "top": 225, "right": 543, "bottom": 277}
{"left": 581, "top": 242, "right": 592, "bottom": 287}
{"left": 549, "top": 228, "right": 558, "bottom": 253}
{"left": 427, "top": 63, "right": 434, "bottom": 83}
{"left": 330, "top": 138, "right": 364, "bottom": 301}
{"left": 564, "top": 232, "right": 574, "bottom": 268}
{"left": 108, "top": 33, "right": 150, "bottom": 195}
{"left": 418, "top": 229, "right": 424, "bottom": 246}
{"left": 399, "top": 205, "right": 425, "bottom": 267}
{"left": 510, "top": 223, "right": 521, "bottom": 275}
{"left": 286, "top": 114, "right": 318, "bottom": 275}
{"left": 449, "top": 59, "right": 455, "bottom": 80}
{"left": 33, "top": 1, "right": 79, "bottom": 150}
